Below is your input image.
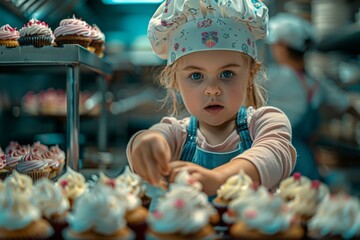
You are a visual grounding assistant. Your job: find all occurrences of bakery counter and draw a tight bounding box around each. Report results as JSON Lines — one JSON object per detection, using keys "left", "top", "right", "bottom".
{"left": 0, "top": 45, "right": 112, "bottom": 173}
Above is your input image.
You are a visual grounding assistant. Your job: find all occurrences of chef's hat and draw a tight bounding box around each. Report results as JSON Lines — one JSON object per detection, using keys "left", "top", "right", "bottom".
{"left": 148, "top": 0, "right": 269, "bottom": 65}
{"left": 267, "top": 13, "right": 313, "bottom": 52}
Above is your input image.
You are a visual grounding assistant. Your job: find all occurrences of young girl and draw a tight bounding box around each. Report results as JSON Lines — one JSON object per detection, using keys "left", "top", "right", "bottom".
{"left": 127, "top": 0, "right": 296, "bottom": 196}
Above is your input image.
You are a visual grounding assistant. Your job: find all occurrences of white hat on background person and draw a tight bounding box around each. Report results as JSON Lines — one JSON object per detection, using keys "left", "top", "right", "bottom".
{"left": 148, "top": 0, "right": 269, "bottom": 65}
{"left": 267, "top": 12, "right": 313, "bottom": 52}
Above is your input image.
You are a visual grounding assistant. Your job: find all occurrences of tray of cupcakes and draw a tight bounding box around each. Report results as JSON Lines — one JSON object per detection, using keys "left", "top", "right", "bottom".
{"left": 0, "top": 15, "right": 105, "bottom": 58}
{"left": 1, "top": 156, "right": 360, "bottom": 239}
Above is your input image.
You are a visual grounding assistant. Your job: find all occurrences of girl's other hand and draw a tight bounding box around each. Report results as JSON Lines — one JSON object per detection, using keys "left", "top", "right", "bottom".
{"left": 168, "top": 161, "right": 222, "bottom": 195}
{"left": 131, "top": 130, "right": 171, "bottom": 186}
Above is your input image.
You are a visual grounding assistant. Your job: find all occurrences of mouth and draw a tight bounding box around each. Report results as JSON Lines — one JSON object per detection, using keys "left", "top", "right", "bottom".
{"left": 205, "top": 104, "right": 224, "bottom": 112}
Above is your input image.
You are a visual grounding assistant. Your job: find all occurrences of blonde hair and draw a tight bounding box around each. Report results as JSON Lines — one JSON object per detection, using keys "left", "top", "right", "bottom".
{"left": 158, "top": 53, "right": 267, "bottom": 116}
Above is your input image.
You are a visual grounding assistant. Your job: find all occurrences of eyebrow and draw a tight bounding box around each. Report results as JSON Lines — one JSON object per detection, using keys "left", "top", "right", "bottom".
{"left": 181, "top": 64, "right": 242, "bottom": 71}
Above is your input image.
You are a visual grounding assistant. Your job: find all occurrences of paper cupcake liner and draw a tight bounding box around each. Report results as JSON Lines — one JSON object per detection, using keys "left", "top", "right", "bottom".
{"left": 55, "top": 35, "right": 91, "bottom": 48}
{"left": 18, "top": 35, "right": 53, "bottom": 47}
{"left": 20, "top": 169, "right": 51, "bottom": 182}
{"left": 0, "top": 39, "right": 19, "bottom": 47}
{"left": 62, "top": 227, "right": 134, "bottom": 240}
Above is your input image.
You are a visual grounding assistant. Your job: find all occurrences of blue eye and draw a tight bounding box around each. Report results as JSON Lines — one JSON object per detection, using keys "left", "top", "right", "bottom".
{"left": 190, "top": 72, "right": 203, "bottom": 80}
{"left": 220, "top": 71, "right": 233, "bottom": 79}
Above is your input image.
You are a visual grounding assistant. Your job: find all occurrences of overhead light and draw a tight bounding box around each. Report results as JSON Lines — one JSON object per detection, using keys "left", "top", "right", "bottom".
{"left": 102, "top": 0, "right": 163, "bottom": 4}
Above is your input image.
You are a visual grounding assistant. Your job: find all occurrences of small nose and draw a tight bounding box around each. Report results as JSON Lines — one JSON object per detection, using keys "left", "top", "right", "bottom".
{"left": 205, "top": 84, "right": 221, "bottom": 96}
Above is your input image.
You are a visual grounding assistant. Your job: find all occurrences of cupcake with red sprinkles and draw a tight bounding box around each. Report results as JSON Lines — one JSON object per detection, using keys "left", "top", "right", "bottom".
{"left": 0, "top": 24, "right": 19, "bottom": 47}
{"left": 19, "top": 18, "right": 54, "bottom": 47}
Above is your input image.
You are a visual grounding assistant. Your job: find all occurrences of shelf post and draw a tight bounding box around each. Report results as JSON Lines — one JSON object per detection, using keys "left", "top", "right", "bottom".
{"left": 66, "top": 65, "right": 80, "bottom": 171}
{"left": 98, "top": 76, "right": 107, "bottom": 152}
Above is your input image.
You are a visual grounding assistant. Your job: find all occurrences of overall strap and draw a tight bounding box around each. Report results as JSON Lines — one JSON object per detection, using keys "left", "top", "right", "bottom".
{"left": 237, "top": 106, "right": 252, "bottom": 150}
{"left": 180, "top": 116, "right": 197, "bottom": 161}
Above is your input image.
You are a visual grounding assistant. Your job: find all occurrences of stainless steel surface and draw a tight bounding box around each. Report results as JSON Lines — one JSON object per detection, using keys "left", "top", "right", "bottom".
{"left": 66, "top": 66, "right": 80, "bottom": 171}
{"left": 0, "top": 45, "right": 112, "bottom": 77}
{"left": 0, "top": 45, "right": 112, "bottom": 173}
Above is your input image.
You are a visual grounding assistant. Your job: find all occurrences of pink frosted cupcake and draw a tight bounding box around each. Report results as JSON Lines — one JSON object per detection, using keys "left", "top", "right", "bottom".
{"left": 0, "top": 24, "right": 19, "bottom": 47}
{"left": 50, "top": 145, "right": 66, "bottom": 175}
{"left": 0, "top": 151, "right": 10, "bottom": 180}
{"left": 88, "top": 24, "right": 105, "bottom": 57}
{"left": 18, "top": 18, "right": 54, "bottom": 47}
{"left": 5, "top": 146, "right": 27, "bottom": 171}
{"left": 15, "top": 152, "right": 50, "bottom": 182}
{"left": 54, "top": 15, "right": 92, "bottom": 48}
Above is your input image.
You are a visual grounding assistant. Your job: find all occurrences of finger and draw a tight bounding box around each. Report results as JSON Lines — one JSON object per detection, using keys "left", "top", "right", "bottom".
{"left": 150, "top": 143, "right": 171, "bottom": 176}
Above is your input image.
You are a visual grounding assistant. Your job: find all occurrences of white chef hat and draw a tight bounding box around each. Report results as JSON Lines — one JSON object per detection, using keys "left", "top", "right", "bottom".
{"left": 148, "top": 0, "right": 269, "bottom": 65}
{"left": 267, "top": 13, "right": 313, "bottom": 52}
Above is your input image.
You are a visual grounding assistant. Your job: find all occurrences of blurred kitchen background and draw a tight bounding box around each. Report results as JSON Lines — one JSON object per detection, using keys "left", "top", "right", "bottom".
{"left": 0, "top": 0, "right": 360, "bottom": 195}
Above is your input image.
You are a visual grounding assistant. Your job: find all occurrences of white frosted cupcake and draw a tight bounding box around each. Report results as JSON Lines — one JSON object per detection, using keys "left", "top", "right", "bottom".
{"left": 57, "top": 167, "right": 87, "bottom": 209}
{"left": 277, "top": 172, "right": 311, "bottom": 202}
{"left": 32, "top": 178, "right": 70, "bottom": 236}
{"left": 0, "top": 178, "right": 54, "bottom": 239}
{"left": 63, "top": 184, "right": 133, "bottom": 240}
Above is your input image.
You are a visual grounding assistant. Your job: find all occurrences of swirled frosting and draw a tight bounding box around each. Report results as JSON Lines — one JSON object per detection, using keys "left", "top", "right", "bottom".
{"left": 67, "top": 184, "right": 127, "bottom": 235}
{"left": 308, "top": 193, "right": 360, "bottom": 239}
{"left": 278, "top": 172, "right": 311, "bottom": 201}
{"left": 57, "top": 167, "right": 87, "bottom": 201}
{"left": 16, "top": 152, "right": 48, "bottom": 173}
{"left": 6, "top": 147, "right": 27, "bottom": 167}
{"left": 54, "top": 15, "right": 91, "bottom": 38}
{"left": 0, "top": 24, "right": 19, "bottom": 40}
{"left": 19, "top": 18, "right": 53, "bottom": 37}
{"left": 4, "top": 170, "right": 33, "bottom": 196}
{"left": 32, "top": 178, "right": 70, "bottom": 219}
{"left": 148, "top": 186, "right": 213, "bottom": 235}
{"left": 32, "top": 141, "right": 49, "bottom": 155}
{"left": 116, "top": 166, "right": 146, "bottom": 197}
{"left": 216, "top": 169, "right": 253, "bottom": 201}
{"left": 92, "top": 24, "right": 105, "bottom": 41}
{"left": 5, "top": 141, "right": 21, "bottom": 154}
{"left": 96, "top": 173, "right": 141, "bottom": 211}
{"left": 50, "top": 145, "right": 65, "bottom": 161}
{"left": 224, "top": 185, "right": 293, "bottom": 234}
{"left": 0, "top": 180, "right": 40, "bottom": 230}
{"left": 287, "top": 180, "right": 330, "bottom": 217}
{"left": 0, "top": 152, "right": 6, "bottom": 170}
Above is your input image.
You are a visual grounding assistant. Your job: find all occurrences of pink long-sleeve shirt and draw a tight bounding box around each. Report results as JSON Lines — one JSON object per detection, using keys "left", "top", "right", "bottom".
{"left": 127, "top": 106, "right": 296, "bottom": 189}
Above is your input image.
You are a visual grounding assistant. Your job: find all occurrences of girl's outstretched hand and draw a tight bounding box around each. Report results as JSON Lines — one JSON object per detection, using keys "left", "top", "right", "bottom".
{"left": 168, "top": 161, "right": 222, "bottom": 195}
{"left": 131, "top": 130, "right": 171, "bottom": 185}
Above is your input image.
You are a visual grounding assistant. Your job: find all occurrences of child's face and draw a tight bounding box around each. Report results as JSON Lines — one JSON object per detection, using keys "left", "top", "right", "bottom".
{"left": 175, "top": 50, "right": 251, "bottom": 127}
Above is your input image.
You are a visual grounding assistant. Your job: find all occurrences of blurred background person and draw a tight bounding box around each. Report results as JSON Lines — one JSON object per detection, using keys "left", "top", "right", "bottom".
{"left": 265, "top": 12, "right": 356, "bottom": 180}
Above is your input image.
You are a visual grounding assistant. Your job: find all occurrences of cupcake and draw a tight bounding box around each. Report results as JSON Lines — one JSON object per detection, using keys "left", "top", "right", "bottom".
{"left": 97, "top": 172, "right": 148, "bottom": 240}
{"left": 32, "top": 178, "right": 70, "bottom": 237}
{"left": 15, "top": 151, "right": 50, "bottom": 182}
{"left": 50, "top": 145, "right": 66, "bottom": 175}
{"left": 0, "top": 178, "right": 54, "bottom": 239}
{"left": 18, "top": 18, "right": 53, "bottom": 47}
{"left": 63, "top": 184, "right": 134, "bottom": 240}
{"left": 0, "top": 151, "right": 10, "bottom": 180}
{"left": 147, "top": 185, "right": 216, "bottom": 239}
{"left": 54, "top": 15, "right": 92, "bottom": 48}
{"left": 212, "top": 169, "right": 253, "bottom": 225}
{"left": 307, "top": 193, "right": 360, "bottom": 239}
{"left": 277, "top": 172, "right": 311, "bottom": 202}
{"left": 116, "top": 166, "right": 150, "bottom": 208}
{"left": 0, "top": 24, "right": 19, "bottom": 47}
{"left": 41, "top": 151, "right": 60, "bottom": 179}
{"left": 224, "top": 185, "right": 304, "bottom": 239}
{"left": 286, "top": 180, "right": 330, "bottom": 224}
{"left": 57, "top": 167, "right": 87, "bottom": 209}
{"left": 89, "top": 24, "right": 105, "bottom": 57}
{"left": 4, "top": 170, "right": 33, "bottom": 196}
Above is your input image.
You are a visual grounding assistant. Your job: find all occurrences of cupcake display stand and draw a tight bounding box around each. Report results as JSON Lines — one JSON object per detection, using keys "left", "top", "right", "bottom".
{"left": 0, "top": 45, "right": 112, "bottom": 174}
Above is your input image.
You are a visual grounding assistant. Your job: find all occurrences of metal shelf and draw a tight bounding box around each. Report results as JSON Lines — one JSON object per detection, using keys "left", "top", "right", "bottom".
{"left": 0, "top": 45, "right": 112, "bottom": 173}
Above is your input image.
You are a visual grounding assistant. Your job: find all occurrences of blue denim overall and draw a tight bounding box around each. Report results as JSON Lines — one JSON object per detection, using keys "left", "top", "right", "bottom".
{"left": 180, "top": 105, "right": 253, "bottom": 169}
{"left": 146, "top": 106, "right": 252, "bottom": 210}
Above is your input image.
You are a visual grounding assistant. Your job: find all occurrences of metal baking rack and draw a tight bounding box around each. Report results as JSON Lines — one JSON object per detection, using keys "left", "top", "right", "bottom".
{"left": 0, "top": 45, "right": 112, "bottom": 173}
